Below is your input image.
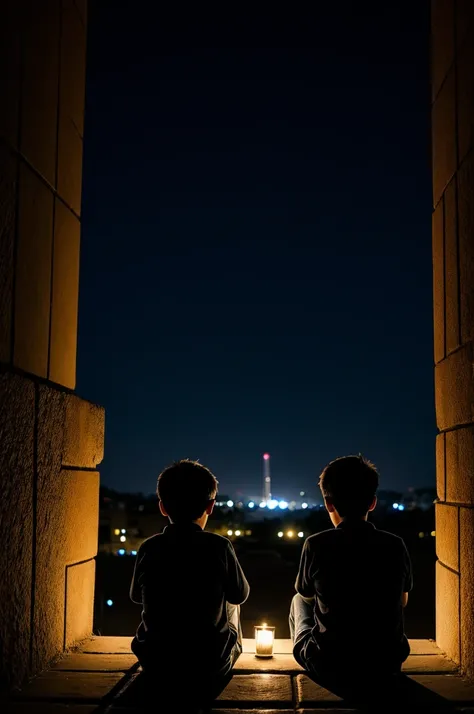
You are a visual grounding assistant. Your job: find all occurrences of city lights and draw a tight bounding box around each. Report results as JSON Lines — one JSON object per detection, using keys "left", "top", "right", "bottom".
{"left": 235, "top": 530, "right": 241, "bottom": 536}
{"left": 227, "top": 500, "right": 234, "bottom": 508}
{"left": 287, "top": 530, "right": 294, "bottom": 538}
{"left": 120, "top": 535, "right": 126, "bottom": 542}
{"left": 106, "top": 599, "right": 113, "bottom": 607}
{"left": 114, "top": 529, "right": 120, "bottom": 536}
{"left": 301, "top": 502, "right": 308, "bottom": 509}
{"left": 300, "top": 491, "right": 305, "bottom": 496}
{"left": 431, "top": 531, "right": 436, "bottom": 537}
{"left": 259, "top": 501, "right": 267, "bottom": 508}
{"left": 121, "top": 529, "right": 126, "bottom": 534}
{"left": 227, "top": 529, "right": 233, "bottom": 536}
{"left": 393, "top": 503, "right": 399, "bottom": 510}
{"left": 263, "top": 453, "right": 270, "bottom": 460}
{"left": 248, "top": 501, "right": 255, "bottom": 509}
{"left": 118, "top": 549, "right": 126, "bottom": 555}
{"left": 298, "top": 531, "right": 304, "bottom": 538}
{"left": 278, "top": 501, "right": 288, "bottom": 510}
{"left": 398, "top": 504, "right": 405, "bottom": 511}
{"left": 131, "top": 550, "right": 137, "bottom": 556}
{"left": 267, "top": 499, "right": 278, "bottom": 510}
{"left": 277, "top": 531, "right": 284, "bottom": 538}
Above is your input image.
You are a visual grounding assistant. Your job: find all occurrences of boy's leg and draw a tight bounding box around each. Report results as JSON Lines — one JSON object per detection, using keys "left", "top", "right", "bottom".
{"left": 289, "top": 594, "right": 315, "bottom": 667}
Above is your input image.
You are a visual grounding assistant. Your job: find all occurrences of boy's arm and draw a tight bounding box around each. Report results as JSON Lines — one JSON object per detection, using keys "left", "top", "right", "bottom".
{"left": 401, "top": 541, "right": 413, "bottom": 607}
{"left": 225, "top": 541, "right": 250, "bottom": 605}
{"left": 129, "top": 545, "right": 144, "bottom": 604}
{"left": 295, "top": 539, "right": 315, "bottom": 600}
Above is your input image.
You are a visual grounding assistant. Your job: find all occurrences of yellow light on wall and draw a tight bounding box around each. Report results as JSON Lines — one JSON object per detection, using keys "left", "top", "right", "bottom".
{"left": 114, "top": 529, "right": 120, "bottom": 536}
{"left": 255, "top": 623, "right": 275, "bottom": 658}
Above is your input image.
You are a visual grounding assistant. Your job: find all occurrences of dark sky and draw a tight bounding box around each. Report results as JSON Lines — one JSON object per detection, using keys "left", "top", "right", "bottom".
{"left": 77, "top": 1, "right": 434, "bottom": 501}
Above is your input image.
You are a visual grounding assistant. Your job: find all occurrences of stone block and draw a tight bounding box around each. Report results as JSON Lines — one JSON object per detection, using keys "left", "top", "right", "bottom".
{"left": 431, "top": 0, "right": 455, "bottom": 101}
{"left": 295, "top": 674, "right": 342, "bottom": 706}
{"left": 0, "top": 373, "right": 34, "bottom": 690}
{"left": 432, "top": 67, "right": 457, "bottom": 207}
{"left": 65, "top": 559, "right": 95, "bottom": 648}
{"left": 0, "top": 1, "right": 21, "bottom": 147}
{"left": 432, "top": 198, "right": 445, "bottom": 364}
{"left": 435, "top": 343, "right": 474, "bottom": 431}
{"left": 57, "top": 116, "right": 83, "bottom": 215}
{"left": 457, "top": 35, "right": 474, "bottom": 165}
{"left": 234, "top": 653, "right": 302, "bottom": 672}
{"left": 436, "top": 502, "right": 459, "bottom": 572}
{"left": 63, "top": 394, "right": 105, "bottom": 468}
{"left": 409, "top": 674, "right": 474, "bottom": 702}
{"left": 15, "top": 671, "right": 124, "bottom": 702}
{"left": 436, "top": 560, "right": 460, "bottom": 663}
{"left": 20, "top": 0, "right": 60, "bottom": 185}
{"left": 444, "top": 179, "right": 460, "bottom": 353}
{"left": 33, "top": 464, "right": 99, "bottom": 665}
{"left": 436, "top": 432, "right": 446, "bottom": 502}
{"left": 49, "top": 200, "right": 80, "bottom": 388}
{"left": 217, "top": 674, "right": 293, "bottom": 704}
{"left": 460, "top": 507, "right": 474, "bottom": 678}
{"left": 409, "top": 639, "right": 443, "bottom": 655}
{"left": 0, "top": 144, "right": 16, "bottom": 363}
{"left": 80, "top": 637, "right": 132, "bottom": 654}
{"left": 446, "top": 426, "right": 474, "bottom": 505}
{"left": 403, "top": 654, "right": 457, "bottom": 673}
{"left": 458, "top": 151, "right": 474, "bottom": 344}
{"left": 60, "top": 0, "right": 87, "bottom": 137}
{"left": 14, "top": 163, "right": 54, "bottom": 377}
{"left": 52, "top": 653, "right": 138, "bottom": 671}
{"left": 32, "top": 384, "right": 100, "bottom": 667}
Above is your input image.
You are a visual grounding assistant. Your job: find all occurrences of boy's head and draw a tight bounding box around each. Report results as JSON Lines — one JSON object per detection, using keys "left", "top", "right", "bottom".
{"left": 319, "top": 455, "right": 379, "bottom": 524}
{"left": 157, "top": 459, "right": 218, "bottom": 525}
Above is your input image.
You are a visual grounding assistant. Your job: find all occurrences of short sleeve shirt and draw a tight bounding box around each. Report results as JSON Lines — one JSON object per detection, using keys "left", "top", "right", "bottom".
{"left": 130, "top": 523, "right": 249, "bottom": 665}
{"left": 296, "top": 520, "right": 412, "bottom": 656}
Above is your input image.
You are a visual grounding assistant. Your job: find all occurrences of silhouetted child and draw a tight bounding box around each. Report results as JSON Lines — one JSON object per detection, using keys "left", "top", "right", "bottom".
{"left": 130, "top": 459, "right": 249, "bottom": 703}
{"left": 290, "top": 455, "right": 412, "bottom": 684}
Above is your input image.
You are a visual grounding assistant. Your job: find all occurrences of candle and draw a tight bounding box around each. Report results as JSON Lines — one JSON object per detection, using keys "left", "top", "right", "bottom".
{"left": 255, "top": 623, "right": 275, "bottom": 658}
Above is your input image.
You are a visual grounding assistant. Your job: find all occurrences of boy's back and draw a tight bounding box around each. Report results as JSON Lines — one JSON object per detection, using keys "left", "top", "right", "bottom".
{"left": 297, "top": 520, "right": 412, "bottom": 662}
{"left": 131, "top": 522, "right": 249, "bottom": 668}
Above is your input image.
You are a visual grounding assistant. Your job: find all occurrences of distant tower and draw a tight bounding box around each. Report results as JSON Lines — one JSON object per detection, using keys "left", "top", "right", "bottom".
{"left": 263, "top": 453, "right": 271, "bottom": 502}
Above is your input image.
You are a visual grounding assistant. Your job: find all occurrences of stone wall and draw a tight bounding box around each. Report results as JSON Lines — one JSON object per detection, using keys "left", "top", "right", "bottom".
{"left": 432, "top": 0, "right": 474, "bottom": 679}
{"left": 0, "top": 0, "right": 104, "bottom": 692}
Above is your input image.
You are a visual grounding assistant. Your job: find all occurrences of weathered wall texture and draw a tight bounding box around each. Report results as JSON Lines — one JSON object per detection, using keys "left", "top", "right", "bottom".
{"left": 432, "top": 0, "right": 474, "bottom": 678}
{"left": 0, "top": 0, "right": 103, "bottom": 692}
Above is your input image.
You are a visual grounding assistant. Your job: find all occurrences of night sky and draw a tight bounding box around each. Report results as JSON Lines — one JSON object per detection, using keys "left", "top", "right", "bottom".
{"left": 77, "top": 1, "right": 433, "bottom": 500}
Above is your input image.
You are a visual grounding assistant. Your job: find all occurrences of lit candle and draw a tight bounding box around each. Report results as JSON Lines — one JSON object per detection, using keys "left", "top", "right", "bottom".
{"left": 255, "top": 623, "right": 275, "bottom": 658}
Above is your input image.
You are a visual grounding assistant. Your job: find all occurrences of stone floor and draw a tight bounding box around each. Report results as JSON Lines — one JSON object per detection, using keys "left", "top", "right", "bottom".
{"left": 5, "top": 637, "right": 474, "bottom": 712}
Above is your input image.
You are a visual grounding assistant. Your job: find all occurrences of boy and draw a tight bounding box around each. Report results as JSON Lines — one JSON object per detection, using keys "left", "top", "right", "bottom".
{"left": 290, "top": 455, "right": 412, "bottom": 680}
{"left": 130, "top": 459, "right": 249, "bottom": 688}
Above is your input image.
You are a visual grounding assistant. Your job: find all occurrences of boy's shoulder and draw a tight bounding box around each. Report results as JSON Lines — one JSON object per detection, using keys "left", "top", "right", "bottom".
{"left": 139, "top": 530, "right": 233, "bottom": 553}
{"left": 306, "top": 525, "right": 407, "bottom": 551}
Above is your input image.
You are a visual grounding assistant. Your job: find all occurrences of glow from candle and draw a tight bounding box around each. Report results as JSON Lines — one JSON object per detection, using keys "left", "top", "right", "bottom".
{"left": 255, "top": 623, "right": 275, "bottom": 657}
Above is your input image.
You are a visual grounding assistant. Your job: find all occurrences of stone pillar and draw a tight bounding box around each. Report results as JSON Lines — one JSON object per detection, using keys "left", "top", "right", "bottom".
{"left": 0, "top": 0, "right": 104, "bottom": 691}
{"left": 432, "top": 0, "right": 474, "bottom": 678}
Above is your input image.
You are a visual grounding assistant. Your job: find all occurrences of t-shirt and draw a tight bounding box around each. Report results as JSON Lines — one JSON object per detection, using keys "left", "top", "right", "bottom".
{"left": 130, "top": 522, "right": 250, "bottom": 666}
{"left": 296, "top": 520, "right": 413, "bottom": 662}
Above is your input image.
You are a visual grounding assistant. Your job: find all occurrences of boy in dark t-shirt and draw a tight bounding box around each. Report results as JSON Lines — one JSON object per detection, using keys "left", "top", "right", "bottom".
{"left": 130, "top": 459, "right": 249, "bottom": 692}
{"left": 290, "top": 455, "right": 412, "bottom": 680}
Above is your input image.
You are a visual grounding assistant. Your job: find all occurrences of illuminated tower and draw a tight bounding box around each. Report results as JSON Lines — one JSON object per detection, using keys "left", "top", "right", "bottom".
{"left": 263, "top": 453, "right": 271, "bottom": 502}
